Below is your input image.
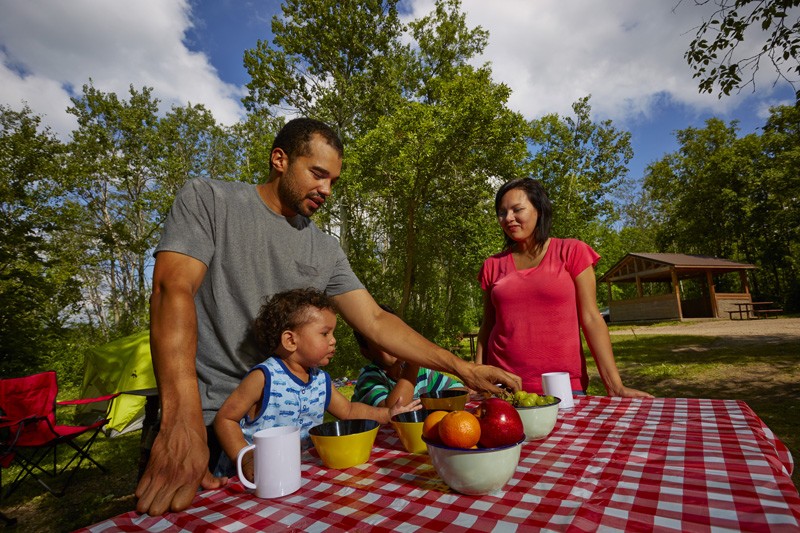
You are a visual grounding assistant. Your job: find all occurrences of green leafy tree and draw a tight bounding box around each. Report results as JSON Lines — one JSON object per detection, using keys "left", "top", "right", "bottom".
{"left": 64, "top": 84, "right": 233, "bottom": 339}
{"left": 158, "top": 103, "right": 240, "bottom": 208}
{"left": 0, "top": 105, "right": 81, "bottom": 376}
{"left": 683, "top": 0, "right": 800, "bottom": 101}
{"left": 227, "top": 109, "right": 283, "bottom": 185}
{"left": 243, "top": 0, "right": 406, "bottom": 137}
{"left": 643, "top": 111, "right": 799, "bottom": 307}
{"left": 64, "top": 84, "right": 164, "bottom": 337}
{"left": 754, "top": 104, "right": 800, "bottom": 304}
{"left": 527, "top": 96, "right": 634, "bottom": 241}
{"left": 406, "top": 0, "right": 489, "bottom": 101}
{"left": 347, "top": 68, "right": 528, "bottom": 342}
{"left": 343, "top": 0, "right": 528, "bottom": 346}
{"left": 644, "top": 118, "right": 760, "bottom": 258}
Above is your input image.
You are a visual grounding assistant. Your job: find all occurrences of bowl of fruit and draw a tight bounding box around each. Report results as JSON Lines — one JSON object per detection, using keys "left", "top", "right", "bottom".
{"left": 420, "top": 400, "right": 525, "bottom": 495}
{"left": 507, "top": 391, "right": 561, "bottom": 441}
{"left": 419, "top": 388, "right": 469, "bottom": 411}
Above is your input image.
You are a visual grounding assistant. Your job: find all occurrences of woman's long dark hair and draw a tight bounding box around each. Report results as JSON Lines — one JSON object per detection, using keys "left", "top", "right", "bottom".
{"left": 494, "top": 178, "right": 553, "bottom": 254}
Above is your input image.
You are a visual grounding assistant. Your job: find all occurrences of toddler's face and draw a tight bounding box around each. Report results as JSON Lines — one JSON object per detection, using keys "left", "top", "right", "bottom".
{"left": 293, "top": 307, "right": 337, "bottom": 368}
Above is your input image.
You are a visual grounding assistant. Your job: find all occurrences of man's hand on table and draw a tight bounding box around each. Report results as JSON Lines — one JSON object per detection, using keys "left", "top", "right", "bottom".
{"left": 135, "top": 418, "right": 227, "bottom": 515}
{"left": 457, "top": 362, "right": 522, "bottom": 395}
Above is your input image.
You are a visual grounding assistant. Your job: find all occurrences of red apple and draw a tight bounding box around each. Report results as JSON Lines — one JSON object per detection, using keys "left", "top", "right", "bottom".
{"left": 475, "top": 397, "right": 524, "bottom": 448}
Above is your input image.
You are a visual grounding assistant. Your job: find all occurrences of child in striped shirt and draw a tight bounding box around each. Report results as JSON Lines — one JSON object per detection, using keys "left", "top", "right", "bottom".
{"left": 351, "top": 304, "right": 466, "bottom": 407}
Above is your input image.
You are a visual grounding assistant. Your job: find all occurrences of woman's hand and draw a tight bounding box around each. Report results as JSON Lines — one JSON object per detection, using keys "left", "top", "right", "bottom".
{"left": 610, "top": 386, "right": 654, "bottom": 398}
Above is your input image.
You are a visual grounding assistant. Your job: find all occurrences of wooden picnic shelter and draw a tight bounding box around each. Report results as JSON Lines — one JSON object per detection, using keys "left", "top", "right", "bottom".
{"left": 598, "top": 253, "right": 757, "bottom": 323}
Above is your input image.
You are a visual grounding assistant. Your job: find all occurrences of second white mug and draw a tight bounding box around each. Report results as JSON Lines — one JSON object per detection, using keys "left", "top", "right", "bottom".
{"left": 542, "top": 372, "right": 575, "bottom": 410}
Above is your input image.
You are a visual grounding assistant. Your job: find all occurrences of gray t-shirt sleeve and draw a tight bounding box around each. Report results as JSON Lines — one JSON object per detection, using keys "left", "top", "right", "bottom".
{"left": 155, "top": 179, "right": 217, "bottom": 265}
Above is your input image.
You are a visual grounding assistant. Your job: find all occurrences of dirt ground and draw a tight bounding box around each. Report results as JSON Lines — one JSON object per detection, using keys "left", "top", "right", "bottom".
{"left": 609, "top": 316, "right": 800, "bottom": 340}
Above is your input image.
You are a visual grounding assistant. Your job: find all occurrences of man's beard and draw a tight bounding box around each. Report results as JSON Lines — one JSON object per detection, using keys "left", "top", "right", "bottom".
{"left": 278, "top": 175, "right": 320, "bottom": 218}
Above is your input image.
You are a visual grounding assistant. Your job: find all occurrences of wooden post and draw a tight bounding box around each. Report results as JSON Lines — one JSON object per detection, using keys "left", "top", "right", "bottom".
{"left": 707, "top": 271, "right": 718, "bottom": 318}
{"left": 671, "top": 268, "right": 683, "bottom": 320}
{"left": 740, "top": 271, "right": 750, "bottom": 295}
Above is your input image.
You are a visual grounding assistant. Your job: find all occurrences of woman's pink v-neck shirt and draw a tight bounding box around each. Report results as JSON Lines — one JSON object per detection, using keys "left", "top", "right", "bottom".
{"left": 479, "top": 238, "right": 600, "bottom": 393}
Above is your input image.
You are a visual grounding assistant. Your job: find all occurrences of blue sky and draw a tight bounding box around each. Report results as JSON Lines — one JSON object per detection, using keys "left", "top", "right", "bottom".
{"left": 1, "top": 0, "right": 796, "bottom": 182}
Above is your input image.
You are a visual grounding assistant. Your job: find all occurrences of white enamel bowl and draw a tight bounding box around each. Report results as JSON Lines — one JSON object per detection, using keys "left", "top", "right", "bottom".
{"left": 422, "top": 437, "right": 523, "bottom": 495}
{"left": 515, "top": 397, "right": 561, "bottom": 441}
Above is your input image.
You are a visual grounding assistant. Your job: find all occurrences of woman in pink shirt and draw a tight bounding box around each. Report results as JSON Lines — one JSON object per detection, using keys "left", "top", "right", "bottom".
{"left": 476, "top": 178, "right": 651, "bottom": 398}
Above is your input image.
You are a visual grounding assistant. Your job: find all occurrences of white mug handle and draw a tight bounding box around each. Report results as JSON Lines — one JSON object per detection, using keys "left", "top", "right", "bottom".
{"left": 236, "top": 444, "right": 257, "bottom": 490}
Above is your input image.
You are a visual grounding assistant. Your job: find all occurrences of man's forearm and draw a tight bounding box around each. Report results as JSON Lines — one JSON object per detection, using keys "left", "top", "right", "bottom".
{"left": 373, "top": 314, "right": 463, "bottom": 374}
{"left": 150, "top": 286, "right": 204, "bottom": 427}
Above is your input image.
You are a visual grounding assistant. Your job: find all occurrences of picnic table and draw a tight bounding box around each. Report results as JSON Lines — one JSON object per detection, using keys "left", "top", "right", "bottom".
{"left": 728, "top": 301, "right": 784, "bottom": 320}
{"left": 80, "top": 396, "right": 800, "bottom": 532}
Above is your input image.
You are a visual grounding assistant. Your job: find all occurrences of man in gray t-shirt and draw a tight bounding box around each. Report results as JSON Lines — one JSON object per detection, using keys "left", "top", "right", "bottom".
{"left": 135, "top": 118, "right": 521, "bottom": 516}
{"left": 154, "top": 177, "right": 364, "bottom": 426}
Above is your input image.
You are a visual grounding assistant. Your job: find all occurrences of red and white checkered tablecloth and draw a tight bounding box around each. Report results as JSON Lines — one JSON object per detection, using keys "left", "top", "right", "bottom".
{"left": 81, "top": 396, "right": 800, "bottom": 532}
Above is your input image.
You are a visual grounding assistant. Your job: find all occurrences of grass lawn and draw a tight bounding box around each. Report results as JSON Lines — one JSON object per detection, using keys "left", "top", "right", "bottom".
{"left": 2, "top": 328, "right": 798, "bottom": 532}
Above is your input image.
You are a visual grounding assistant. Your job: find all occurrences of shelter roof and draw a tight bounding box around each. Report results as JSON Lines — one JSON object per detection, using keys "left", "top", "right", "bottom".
{"left": 599, "top": 253, "right": 757, "bottom": 283}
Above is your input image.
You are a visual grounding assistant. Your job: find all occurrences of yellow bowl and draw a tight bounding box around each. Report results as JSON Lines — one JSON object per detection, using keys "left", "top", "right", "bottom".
{"left": 419, "top": 389, "right": 469, "bottom": 411}
{"left": 309, "top": 419, "right": 379, "bottom": 469}
{"left": 390, "top": 410, "right": 435, "bottom": 454}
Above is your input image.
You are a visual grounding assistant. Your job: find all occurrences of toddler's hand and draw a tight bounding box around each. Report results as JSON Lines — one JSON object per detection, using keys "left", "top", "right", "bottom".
{"left": 388, "top": 397, "right": 422, "bottom": 419}
{"left": 240, "top": 451, "right": 255, "bottom": 483}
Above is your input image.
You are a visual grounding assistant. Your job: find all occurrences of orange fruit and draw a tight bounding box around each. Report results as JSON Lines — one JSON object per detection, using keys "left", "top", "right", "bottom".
{"left": 438, "top": 411, "right": 481, "bottom": 449}
{"left": 422, "top": 411, "right": 448, "bottom": 442}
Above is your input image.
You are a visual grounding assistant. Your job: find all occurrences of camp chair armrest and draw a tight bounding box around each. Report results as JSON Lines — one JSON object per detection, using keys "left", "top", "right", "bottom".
{"left": 0, "top": 414, "right": 42, "bottom": 429}
{"left": 57, "top": 392, "right": 121, "bottom": 407}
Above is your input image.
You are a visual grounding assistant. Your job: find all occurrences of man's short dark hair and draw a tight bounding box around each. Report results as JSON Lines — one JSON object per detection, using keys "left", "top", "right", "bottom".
{"left": 253, "top": 288, "right": 335, "bottom": 354}
{"left": 352, "top": 304, "right": 396, "bottom": 349}
{"left": 270, "top": 118, "right": 344, "bottom": 171}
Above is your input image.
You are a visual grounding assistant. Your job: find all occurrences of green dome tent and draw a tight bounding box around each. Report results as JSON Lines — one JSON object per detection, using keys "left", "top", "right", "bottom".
{"left": 80, "top": 330, "right": 156, "bottom": 436}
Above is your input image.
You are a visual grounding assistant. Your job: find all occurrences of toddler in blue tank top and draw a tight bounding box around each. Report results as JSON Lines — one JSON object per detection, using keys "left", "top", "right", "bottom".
{"left": 213, "top": 288, "right": 421, "bottom": 481}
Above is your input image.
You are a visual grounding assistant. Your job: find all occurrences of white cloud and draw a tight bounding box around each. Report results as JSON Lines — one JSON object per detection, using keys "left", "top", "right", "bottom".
{"left": 407, "top": 0, "right": 791, "bottom": 127}
{"left": 2, "top": 0, "right": 794, "bottom": 146}
{"left": 0, "top": 0, "right": 245, "bottom": 139}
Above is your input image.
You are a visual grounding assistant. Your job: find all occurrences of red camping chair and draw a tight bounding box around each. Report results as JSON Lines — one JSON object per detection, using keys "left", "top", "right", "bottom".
{"left": 0, "top": 371, "right": 120, "bottom": 500}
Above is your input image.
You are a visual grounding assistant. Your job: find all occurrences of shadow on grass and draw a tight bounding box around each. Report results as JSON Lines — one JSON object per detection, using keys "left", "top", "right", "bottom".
{"left": 0, "top": 432, "right": 140, "bottom": 532}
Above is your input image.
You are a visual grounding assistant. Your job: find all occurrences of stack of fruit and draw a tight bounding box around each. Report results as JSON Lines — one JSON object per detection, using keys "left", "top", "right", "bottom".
{"left": 421, "top": 398, "right": 525, "bottom": 495}
{"left": 422, "top": 397, "right": 525, "bottom": 449}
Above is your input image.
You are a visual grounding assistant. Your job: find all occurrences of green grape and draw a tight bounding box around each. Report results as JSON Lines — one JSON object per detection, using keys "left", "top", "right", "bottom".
{"left": 520, "top": 396, "right": 536, "bottom": 407}
{"left": 545, "top": 395, "right": 556, "bottom": 404}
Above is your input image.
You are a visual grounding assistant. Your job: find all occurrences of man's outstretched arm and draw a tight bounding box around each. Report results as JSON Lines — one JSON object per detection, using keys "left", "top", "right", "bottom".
{"left": 333, "top": 289, "right": 521, "bottom": 395}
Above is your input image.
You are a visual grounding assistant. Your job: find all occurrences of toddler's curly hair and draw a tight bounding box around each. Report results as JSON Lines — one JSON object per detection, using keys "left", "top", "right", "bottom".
{"left": 253, "top": 288, "right": 335, "bottom": 354}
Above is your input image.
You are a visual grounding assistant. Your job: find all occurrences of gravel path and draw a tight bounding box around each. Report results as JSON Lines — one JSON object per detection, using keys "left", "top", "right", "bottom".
{"left": 609, "top": 317, "right": 800, "bottom": 339}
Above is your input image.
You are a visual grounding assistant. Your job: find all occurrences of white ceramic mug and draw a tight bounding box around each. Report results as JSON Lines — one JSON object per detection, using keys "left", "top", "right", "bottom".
{"left": 542, "top": 372, "right": 575, "bottom": 410}
{"left": 237, "top": 425, "right": 301, "bottom": 498}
